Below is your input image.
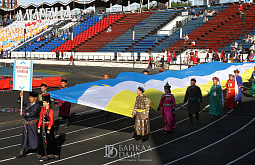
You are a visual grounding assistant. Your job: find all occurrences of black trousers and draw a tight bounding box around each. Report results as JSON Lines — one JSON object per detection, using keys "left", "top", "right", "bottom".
{"left": 38, "top": 126, "right": 58, "bottom": 156}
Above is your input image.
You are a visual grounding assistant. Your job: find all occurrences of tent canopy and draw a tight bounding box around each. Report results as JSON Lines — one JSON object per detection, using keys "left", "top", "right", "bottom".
{"left": 0, "top": 0, "right": 170, "bottom": 15}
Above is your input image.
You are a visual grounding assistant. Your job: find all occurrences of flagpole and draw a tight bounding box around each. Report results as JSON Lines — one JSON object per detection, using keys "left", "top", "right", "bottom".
{"left": 20, "top": 90, "right": 23, "bottom": 113}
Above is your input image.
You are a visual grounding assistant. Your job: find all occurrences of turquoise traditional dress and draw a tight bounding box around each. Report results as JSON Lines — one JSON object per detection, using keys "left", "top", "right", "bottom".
{"left": 249, "top": 71, "right": 255, "bottom": 96}
{"left": 207, "top": 85, "right": 223, "bottom": 116}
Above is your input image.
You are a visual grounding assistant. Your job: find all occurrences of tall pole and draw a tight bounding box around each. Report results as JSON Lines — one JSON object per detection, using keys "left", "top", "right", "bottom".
{"left": 70, "top": 27, "right": 73, "bottom": 61}
{"left": 132, "top": 25, "right": 135, "bottom": 68}
{"left": 241, "top": 18, "right": 243, "bottom": 62}
{"left": 128, "top": 0, "right": 130, "bottom": 11}
{"left": 24, "top": 28, "right": 26, "bottom": 59}
{"left": 84, "top": 0, "right": 85, "bottom": 10}
{"left": 241, "top": 12, "right": 245, "bottom": 62}
{"left": 179, "top": 39, "right": 181, "bottom": 70}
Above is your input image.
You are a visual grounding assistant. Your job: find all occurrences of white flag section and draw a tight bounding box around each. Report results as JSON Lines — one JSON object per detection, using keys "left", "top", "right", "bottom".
{"left": 49, "top": 62, "right": 255, "bottom": 117}
{"left": 13, "top": 60, "right": 33, "bottom": 91}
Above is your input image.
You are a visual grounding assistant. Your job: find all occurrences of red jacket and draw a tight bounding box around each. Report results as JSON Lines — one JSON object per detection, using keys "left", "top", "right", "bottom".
{"left": 38, "top": 107, "right": 54, "bottom": 130}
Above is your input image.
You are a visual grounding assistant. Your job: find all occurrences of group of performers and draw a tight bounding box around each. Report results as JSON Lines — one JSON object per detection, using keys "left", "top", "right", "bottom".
{"left": 15, "top": 66, "right": 255, "bottom": 156}
{"left": 132, "top": 67, "right": 255, "bottom": 143}
{"left": 15, "top": 79, "right": 71, "bottom": 161}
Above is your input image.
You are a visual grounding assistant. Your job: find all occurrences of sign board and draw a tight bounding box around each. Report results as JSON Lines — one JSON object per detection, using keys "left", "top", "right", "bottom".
{"left": 13, "top": 60, "right": 33, "bottom": 91}
{"left": 182, "top": 12, "right": 188, "bottom": 16}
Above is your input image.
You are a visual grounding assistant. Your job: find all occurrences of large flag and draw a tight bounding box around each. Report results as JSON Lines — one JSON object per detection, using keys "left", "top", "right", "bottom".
{"left": 49, "top": 62, "right": 255, "bottom": 117}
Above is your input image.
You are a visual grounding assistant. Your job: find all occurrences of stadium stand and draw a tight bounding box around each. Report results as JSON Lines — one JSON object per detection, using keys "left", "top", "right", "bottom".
{"left": 53, "top": 14, "right": 123, "bottom": 52}
{"left": 151, "top": 5, "right": 227, "bottom": 53}
{"left": 167, "top": 4, "right": 255, "bottom": 53}
{"left": 0, "top": 20, "right": 58, "bottom": 51}
{"left": 98, "top": 10, "right": 181, "bottom": 53}
{"left": 220, "top": 4, "right": 255, "bottom": 53}
{"left": 40, "top": 16, "right": 101, "bottom": 52}
{"left": 75, "top": 12, "right": 153, "bottom": 52}
{"left": 14, "top": 19, "right": 69, "bottom": 52}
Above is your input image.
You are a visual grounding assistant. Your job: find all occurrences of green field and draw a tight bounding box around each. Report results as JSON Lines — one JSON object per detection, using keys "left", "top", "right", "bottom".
{"left": 34, "top": 70, "right": 71, "bottom": 76}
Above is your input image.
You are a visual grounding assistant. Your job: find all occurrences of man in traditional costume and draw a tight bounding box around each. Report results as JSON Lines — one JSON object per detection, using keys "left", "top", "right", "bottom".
{"left": 184, "top": 78, "right": 202, "bottom": 125}
{"left": 223, "top": 74, "right": 237, "bottom": 109}
{"left": 16, "top": 91, "right": 41, "bottom": 158}
{"left": 234, "top": 69, "right": 243, "bottom": 103}
{"left": 207, "top": 77, "right": 223, "bottom": 118}
{"left": 143, "top": 70, "right": 149, "bottom": 75}
{"left": 157, "top": 82, "right": 176, "bottom": 134}
{"left": 38, "top": 83, "right": 54, "bottom": 107}
{"left": 132, "top": 86, "right": 150, "bottom": 143}
{"left": 249, "top": 66, "right": 255, "bottom": 96}
{"left": 38, "top": 94, "right": 59, "bottom": 161}
{"left": 55, "top": 79, "right": 71, "bottom": 128}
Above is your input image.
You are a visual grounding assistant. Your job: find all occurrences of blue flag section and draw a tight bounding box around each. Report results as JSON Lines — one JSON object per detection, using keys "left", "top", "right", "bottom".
{"left": 49, "top": 62, "right": 255, "bottom": 117}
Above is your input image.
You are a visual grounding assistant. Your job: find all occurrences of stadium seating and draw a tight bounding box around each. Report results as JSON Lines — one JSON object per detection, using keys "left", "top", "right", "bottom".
{"left": 75, "top": 12, "right": 153, "bottom": 52}
{"left": 39, "top": 16, "right": 100, "bottom": 52}
{"left": 167, "top": 4, "right": 255, "bottom": 53}
{"left": 98, "top": 10, "right": 181, "bottom": 53}
{"left": 0, "top": 20, "right": 57, "bottom": 51}
{"left": 53, "top": 14, "right": 123, "bottom": 52}
{"left": 220, "top": 5, "right": 255, "bottom": 53}
{"left": 7, "top": 3, "right": 255, "bottom": 57}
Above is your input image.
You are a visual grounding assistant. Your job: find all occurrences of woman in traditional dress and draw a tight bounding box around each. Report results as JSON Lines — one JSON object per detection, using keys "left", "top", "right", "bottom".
{"left": 249, "top": 66, "right": 255, "bottom": 96}
{"left": 37, "top": 94, "right": 59, "bottom": 161}
{"left": 223, "top": 74, "right": 237, "bottom": 109}
{"left": 207, "top": 77, "right": 223, "bottom": 118}
{"left": 157, "top": 82, "right": 176, "bottom": 134}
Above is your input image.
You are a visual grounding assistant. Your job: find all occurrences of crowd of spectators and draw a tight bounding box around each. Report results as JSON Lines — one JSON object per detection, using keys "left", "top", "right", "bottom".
{"left": 188, "top": 8, "right": 218, "bottom": 20}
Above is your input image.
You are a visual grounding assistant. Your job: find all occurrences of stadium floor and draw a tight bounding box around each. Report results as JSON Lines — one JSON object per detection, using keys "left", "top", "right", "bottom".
{"left": 0, "top": 64, "right": 254, "bottom": 165}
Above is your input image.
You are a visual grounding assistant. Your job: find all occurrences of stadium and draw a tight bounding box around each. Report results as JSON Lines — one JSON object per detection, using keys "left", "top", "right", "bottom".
{"left": 0, "top": 0, "right": 255, "bottom": 164}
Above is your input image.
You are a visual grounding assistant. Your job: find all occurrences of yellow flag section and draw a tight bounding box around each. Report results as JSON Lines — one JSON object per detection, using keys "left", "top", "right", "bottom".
{"left": 105, "top": 90, "right": 137, "bottom": 117}
{"left": 105, "top": 65, "right": 254, "bottom": 117}
{"left": 105, "top": 89, "right": 164, "bottom": 117}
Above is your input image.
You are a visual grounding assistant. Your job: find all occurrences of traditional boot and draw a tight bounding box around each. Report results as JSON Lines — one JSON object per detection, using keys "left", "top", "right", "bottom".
{"left": 195, "top": 113, "right": 199, "bottom": 121}
{"left": 187, "top": 114, "right": 193, "bottom": 125}
{"left": 65, "top": 117, "right": 69, "bottom": 128}
{"left": 16, "top": 148, "right": 26, "bottom": 158}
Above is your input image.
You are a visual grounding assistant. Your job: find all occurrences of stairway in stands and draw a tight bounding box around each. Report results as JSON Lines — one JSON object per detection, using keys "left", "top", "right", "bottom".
{"left": 124, "top": 10, "right": 182, "bottom": 53}
{"left": 151, "top": 5, "right": 227, "bottom": 53}
{"left": 53, "top": 14, "right": 124, "bottom": 52}
{"left": 75, "top": 12, "right": 153, "bottom": 52}
{"left": 167, "top": 3, "right": 255, "bottom": 53}
{"left": 98, "top": 10, "right": 181, "bottom": 53}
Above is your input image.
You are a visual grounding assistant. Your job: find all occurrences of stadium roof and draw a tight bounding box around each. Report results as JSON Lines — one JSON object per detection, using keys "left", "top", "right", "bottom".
{"left": 0, "top": 0, "right": 170, "bottom": 15}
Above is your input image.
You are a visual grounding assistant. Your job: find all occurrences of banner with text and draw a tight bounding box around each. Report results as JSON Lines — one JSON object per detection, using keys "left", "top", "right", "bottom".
{"left": 13, "top": 60, "right": 33, "bottom": 91}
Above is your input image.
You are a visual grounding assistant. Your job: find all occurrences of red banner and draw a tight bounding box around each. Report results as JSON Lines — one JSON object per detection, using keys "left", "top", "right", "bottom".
{"left": 0, "top": 76, "right": 61, "bottom": 90}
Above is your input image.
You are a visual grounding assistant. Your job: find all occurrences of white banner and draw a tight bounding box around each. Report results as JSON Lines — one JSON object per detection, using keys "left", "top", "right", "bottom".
{"left": 13, "top": 60, "right": 33, "bottom": 91}
{"left": 182, "top": 12, "right": 188, "bottom": 16}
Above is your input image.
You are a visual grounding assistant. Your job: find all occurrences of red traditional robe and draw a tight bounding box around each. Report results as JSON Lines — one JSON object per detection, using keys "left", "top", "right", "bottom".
{"left": 225, "top": 80, "right": 237, "bottom": 109}
{"left": 190, "top": 52, "right": 194, "bottom": 61}
{"left": 55, "top": 87, "right": 71, "bottom": 117}
{"left": 38, "top": 107, "right": 54, "bottom": 130}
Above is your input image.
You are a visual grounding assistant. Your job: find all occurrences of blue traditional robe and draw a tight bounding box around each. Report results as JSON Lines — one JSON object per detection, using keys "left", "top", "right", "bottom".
{"left": 18, "top": 98, "right": 41, "bottom": 149}
{"left": 235, "top": 75, "right": 243, "bottom": 103}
